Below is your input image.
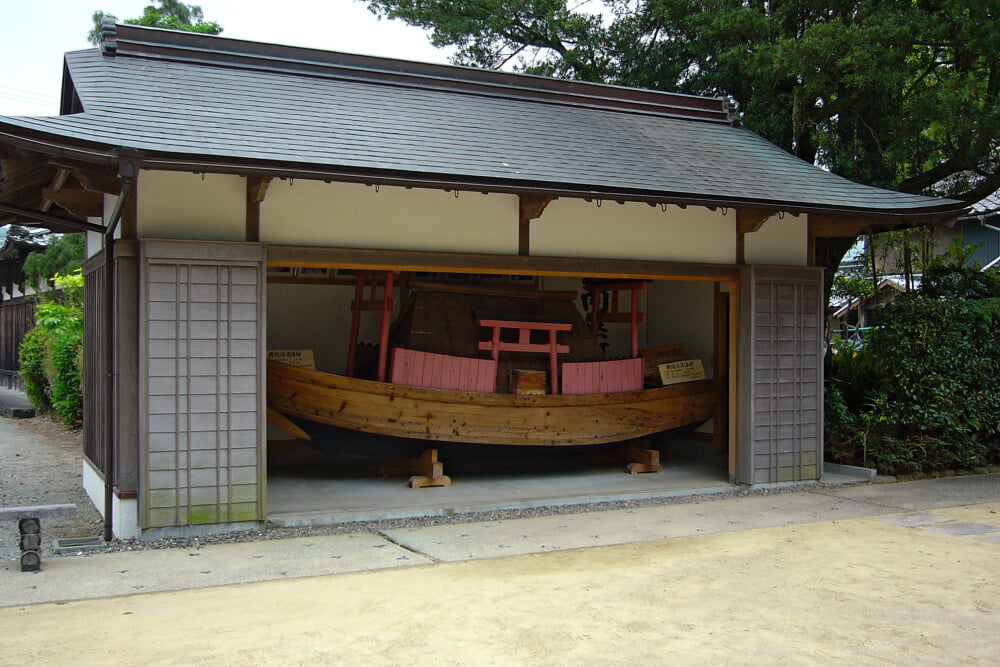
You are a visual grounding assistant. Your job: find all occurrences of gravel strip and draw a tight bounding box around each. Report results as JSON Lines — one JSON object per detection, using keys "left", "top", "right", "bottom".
{"left": 2, "top": 414, "right": 864, "bottom": 561}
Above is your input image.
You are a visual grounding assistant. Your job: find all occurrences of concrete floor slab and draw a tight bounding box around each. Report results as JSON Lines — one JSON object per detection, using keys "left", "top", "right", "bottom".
{"left": 811, "top": 474, "right": 1000, "bottom": 510}
{"left": 382, "top": 489, "right": 884, "bottom": 562}
{"left": 1, "top": 533, "right": 431, "bottom": 608}
{"left": 267, "top": 462, "right": 732, "bottom": 526}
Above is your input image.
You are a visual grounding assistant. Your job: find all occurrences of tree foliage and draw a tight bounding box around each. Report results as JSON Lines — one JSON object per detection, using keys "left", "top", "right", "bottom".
{"left": 367, "top": 0, "right": 1000, "bottom": 202}
{"left": 89, "top": 1, "right": 222, "bottom": 45}
{"left": 21, "top": 233, "right": 85, "bottom": 290}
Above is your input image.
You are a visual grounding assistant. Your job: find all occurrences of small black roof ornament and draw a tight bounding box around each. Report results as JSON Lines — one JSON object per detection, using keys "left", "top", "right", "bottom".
{"left": 100, "top": 19, "right": 117, "bottom": 56}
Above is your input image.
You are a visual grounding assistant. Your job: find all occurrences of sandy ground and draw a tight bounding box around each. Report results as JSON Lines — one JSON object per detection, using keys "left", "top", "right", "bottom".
{"left": 0, "top": 416, "right": 102, "bottom": 560}
{"left": 2, "top": 503, "right": 999, "bottom": 665}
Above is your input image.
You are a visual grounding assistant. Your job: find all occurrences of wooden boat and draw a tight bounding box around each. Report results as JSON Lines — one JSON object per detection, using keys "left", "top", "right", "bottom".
{"left": 267, "top": 359, "right": 715, "bottom": 447}
{"left": 266, "top": 277, "right": 717, "bottom": 452}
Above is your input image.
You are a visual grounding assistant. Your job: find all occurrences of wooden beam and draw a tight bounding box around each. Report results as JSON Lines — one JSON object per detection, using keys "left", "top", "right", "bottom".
{"left": 267, "top": 245, "right": 740, "bottom": 282}
{"left": 518, "top": 194, "right": 554, "bottom": 256}
{"left": 39, "top": 169, "right": 70, "bottom": 214}
{"left": 41, "top": 186, "right": 104, "bottom": 219}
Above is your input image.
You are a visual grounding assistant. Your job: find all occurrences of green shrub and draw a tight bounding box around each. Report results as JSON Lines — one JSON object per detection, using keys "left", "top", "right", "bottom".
{"left": 825, "top": 290, "right": 1000, "bottom": 474}
{"left": 18, "top": 270, "right": 85, "bottom": 426}
{"left": 19, "top": 326, "right": 52, "bottom": 412}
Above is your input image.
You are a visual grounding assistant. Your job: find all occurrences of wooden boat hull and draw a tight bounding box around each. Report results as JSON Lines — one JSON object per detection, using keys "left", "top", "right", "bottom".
{"left": 268, "top": 360, "right": 716, "bottom": 447}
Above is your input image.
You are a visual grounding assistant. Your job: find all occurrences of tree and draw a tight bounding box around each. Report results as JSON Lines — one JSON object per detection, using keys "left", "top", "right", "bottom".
{"left": 89, "top": 1, "right": 222, "bottom": 45}
{"left": 21, "top": 234, "right": 85, "bottom": 290}
{"left": 367, "top": 1, "right": 1000, "bottom": 277}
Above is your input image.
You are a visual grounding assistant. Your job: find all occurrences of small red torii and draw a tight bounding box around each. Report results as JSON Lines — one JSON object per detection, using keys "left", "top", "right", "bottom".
{"left": 583, "top": 279, "right": 650, "bottom": 358}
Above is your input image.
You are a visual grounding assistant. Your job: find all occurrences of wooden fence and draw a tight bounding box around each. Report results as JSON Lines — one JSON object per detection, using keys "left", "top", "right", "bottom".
{"left": 0, "top": 296, "right": 36, "bottom": 390}
{"left": 82, "top": 252, "right": 107, "bottom": 475}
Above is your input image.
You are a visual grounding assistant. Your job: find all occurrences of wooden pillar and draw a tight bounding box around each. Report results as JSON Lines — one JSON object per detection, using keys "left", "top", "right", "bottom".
{"left": 120, "top": 184, "right": 137, "bottom": 239}
{"left": 735, "top": 208, "right": 774, "bottom": 264}
{"left": 518, "top": 195, "right": 554, "bottom": 256}
{"left": 245, "top": 176, "right": 271, "bottom": 242}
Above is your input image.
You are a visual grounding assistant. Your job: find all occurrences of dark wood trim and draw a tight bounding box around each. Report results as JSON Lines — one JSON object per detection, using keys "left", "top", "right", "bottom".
{"left": 518, "top": 194, "right": 554, "bottom": 256}
{"left": 266, "top": 244, "right": 740, "bottom": 281}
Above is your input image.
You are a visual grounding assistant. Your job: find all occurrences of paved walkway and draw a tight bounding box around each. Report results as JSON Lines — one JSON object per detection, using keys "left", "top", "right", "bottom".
{"left": 2, "top": 474, "right": 998, "bottom": 607}
{"left": 0, "top": 387, "right": 34, "bottom": 418}
{"left": 2, "top": 475, "right": 999, "bottom": 664}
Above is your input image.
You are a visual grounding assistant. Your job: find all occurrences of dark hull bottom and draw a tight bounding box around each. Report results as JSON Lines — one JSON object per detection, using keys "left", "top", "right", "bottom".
{"left": 270, "top": 420, "right": 709, "bottom": 477}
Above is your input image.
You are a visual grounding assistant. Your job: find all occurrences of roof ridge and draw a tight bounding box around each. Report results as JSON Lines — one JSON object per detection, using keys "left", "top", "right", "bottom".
{"left": 101, "top": 23, "right": 735, "bottom": 124}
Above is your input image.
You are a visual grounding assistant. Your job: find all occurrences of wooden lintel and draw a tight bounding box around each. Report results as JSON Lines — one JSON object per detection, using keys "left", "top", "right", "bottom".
{"left": 736, "top": 208, "right": 775, "bottom": 234}
{"left": 807, "top": 214, "right": 899, "bottom": 238}
{"left": 518, "top": 195, "right": 555, "bottom": 256}
{"left": 267, "top": 244, "right": 740, "bottom": 282}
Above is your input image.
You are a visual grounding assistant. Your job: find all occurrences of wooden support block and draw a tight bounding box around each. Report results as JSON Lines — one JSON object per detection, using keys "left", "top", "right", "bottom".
{"left": 623, "top": 442, "right": 663, "bottom": 474}
{"left": 385, "top": 449, "right": 453, "bottom": 488}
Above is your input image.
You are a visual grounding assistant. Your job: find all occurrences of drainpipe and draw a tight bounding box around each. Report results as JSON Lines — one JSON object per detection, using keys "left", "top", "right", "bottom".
{"left": 103, "top": 151, "right": 141, "bottom": 543}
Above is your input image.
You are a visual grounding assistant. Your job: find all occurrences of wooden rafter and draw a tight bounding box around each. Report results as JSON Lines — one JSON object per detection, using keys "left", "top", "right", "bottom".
{"left": 518, "top": 194, "right": 555, "bottom": 256}
{"left": 41, "top": 186, "right": 104, "bottom": 219}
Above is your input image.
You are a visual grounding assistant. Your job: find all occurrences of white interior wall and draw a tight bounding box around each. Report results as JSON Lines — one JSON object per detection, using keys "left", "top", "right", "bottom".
{"left": 645, "top": 280, "right": 715, "bottom": 377}
{"left": 266, "top": 282, "right": 387, "bottom": 374}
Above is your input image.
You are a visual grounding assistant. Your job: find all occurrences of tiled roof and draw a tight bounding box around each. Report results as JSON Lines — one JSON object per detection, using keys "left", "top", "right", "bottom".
{"left": 0, "top": 24, "right": 966, "bottom": 218}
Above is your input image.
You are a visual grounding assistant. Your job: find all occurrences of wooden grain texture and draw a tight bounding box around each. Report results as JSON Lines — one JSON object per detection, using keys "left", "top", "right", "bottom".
{"left": 267, "top": 360, "right": 715, "bottom": 447}
{"left": 561, "top": 358, "right": 643, "bottom": 395}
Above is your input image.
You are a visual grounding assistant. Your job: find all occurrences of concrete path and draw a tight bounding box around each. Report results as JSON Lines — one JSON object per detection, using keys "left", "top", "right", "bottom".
{"left": 2, "top": 474, "right": 998, "bottom": 607}
{"left": 0, "top": 387, "right": 35, "bottom": 418}
{"left": 2, "top": 475, "right": 999, "bottom": 665}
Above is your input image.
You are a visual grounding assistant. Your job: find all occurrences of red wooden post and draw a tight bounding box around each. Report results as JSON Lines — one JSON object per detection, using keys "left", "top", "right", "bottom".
{"left": 548, "top": 329, "right": 560, "bottom": 394}
{"left": 346, "top": 273, "right": 365, "bottom": 377}
{"left": 630, "top": 286, "right": 639, "bottom": 357}
{"left": 377, "top": 271, "right": 394, "bottom": 382}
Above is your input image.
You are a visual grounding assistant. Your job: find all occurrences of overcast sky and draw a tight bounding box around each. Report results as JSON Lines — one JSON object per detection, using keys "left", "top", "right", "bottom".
{"left": 0, "top": 0, "right": 454, "bottom": 116}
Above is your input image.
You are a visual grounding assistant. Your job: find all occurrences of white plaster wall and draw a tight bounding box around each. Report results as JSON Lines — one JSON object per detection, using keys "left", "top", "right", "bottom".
{"left": 744, "top": 214, "right": 808, "bottom": 266}
{"left": 261, "top": 180, "right": 520, "bottom": 254}
{"left": 137, "top": 171, "right": 246, "bottom": 241}
{"left": 83, "top": 459, "right": 139, "bottom": 539}
{"left": 645, "top": 280, "right": 715, "bottom": 376}
{"left": 531, "top": 199, "right": 736, "bottom": 263}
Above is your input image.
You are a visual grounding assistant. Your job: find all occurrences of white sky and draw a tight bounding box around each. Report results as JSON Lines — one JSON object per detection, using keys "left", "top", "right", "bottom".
{"left": 0, "top": 0, "right": 454, "bottom": 116}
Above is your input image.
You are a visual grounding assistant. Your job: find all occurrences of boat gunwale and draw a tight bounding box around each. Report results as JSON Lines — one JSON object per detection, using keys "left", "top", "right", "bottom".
{"left": 267, "top": 359, "right": 716, "bottom": 407}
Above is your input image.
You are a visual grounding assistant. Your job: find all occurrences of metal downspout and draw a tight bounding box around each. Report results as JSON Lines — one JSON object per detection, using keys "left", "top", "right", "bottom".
{"left": 103, "top": 153, "right": 140, "bottom": 543}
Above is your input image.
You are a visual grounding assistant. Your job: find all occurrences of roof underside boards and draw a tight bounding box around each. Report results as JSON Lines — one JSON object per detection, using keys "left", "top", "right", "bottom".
{"left": 0, "top": 25, "right": 966, "bottom": 219}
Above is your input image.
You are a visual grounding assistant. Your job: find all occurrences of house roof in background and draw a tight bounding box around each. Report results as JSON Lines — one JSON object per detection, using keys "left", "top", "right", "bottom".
{"left": 969, "top": 190, "right": 1000, "bottom": 216}
{"left": 0, "top": 23, "right": 967, "bottom": 220}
